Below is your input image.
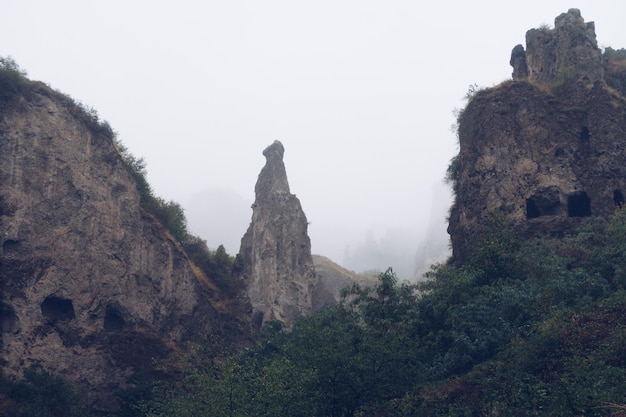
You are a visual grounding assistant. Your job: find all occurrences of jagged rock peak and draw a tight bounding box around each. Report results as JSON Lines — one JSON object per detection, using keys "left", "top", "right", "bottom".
{"left": 511, "top": 8, "right": 603, "bottom": 84}
{"left": 237, "top": 141, "right": 318, "bottom": 330}
{"left": 263, "top": 139, "right": 285, "bottom": 160}
{"left": 255, "top": 140, "right": 290, "bottom": 197}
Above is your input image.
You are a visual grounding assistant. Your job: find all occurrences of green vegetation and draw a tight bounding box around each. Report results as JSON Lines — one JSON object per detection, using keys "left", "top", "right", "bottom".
{"left": 0, "top": 56, "right": 28, "bottom": 99}
{"left": 139, "top": 210, "right": 626, "bottom": 416}
{"left": 0, "top": 368, "right": 89, "bottom": 417}
{"left": 3, "top": 55, "right": 625, "bottom": 416}
{"left": 115, "top": 139, "right": 238, "bottom": 294}
{"left": 0, "top": 55, "right": 238, "bottom": 307}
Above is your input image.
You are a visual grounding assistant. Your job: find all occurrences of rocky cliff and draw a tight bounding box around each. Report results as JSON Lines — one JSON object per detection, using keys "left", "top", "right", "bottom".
{"left": 0, "top": 79, "right": 246, "bottom": 412}
{"left": 448, "top": 9, "right": 626, "bottom": 263}
{"left": 236, "top": 141, "right": 320, "bottom": 330}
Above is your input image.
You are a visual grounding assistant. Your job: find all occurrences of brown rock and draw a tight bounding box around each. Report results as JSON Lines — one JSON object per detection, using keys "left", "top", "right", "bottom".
{"left": 236, "top": 141, "right": 318, "bottom": 330}
{"left": 0, "top": 82, "right": 245, "bottom": 411}
{"left": 448, "top": 11, "right": 626, "bottom": 264}
{"left": 523, "top": 8, "right": 603, "bottom": 84}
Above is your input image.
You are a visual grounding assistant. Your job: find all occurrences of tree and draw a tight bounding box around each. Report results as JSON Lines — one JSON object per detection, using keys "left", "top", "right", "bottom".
{"left": 0, "top": 56, "right": 28, "bottom": 99}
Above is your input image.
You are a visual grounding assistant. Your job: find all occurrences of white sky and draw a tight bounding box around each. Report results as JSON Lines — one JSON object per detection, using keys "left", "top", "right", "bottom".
{"left": 2, "top": 1, "right": 625, "bottom": 275}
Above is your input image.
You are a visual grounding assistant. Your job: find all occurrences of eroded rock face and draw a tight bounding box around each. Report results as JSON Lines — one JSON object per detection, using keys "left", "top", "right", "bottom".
{"left": 449, "top": 10, "right": 626, "bottom": 264}
{"left": 512, "top": 8, "right": 603, "bottom": 84}
{"left": 0, "top": 82, "right": 243, "bottom": 411}
{"left": 237, "top": 141, "right": 318, "bottom": 330}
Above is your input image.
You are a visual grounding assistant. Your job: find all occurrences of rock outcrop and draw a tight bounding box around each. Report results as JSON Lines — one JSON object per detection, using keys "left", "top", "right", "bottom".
{"left": 236, "top": 141, "right": 318, "bottom": 330}
{"left": 0, "top": 80, "right": 245, "bottom": 412}
{"left": 448, "top": 9, "right": 626, "bottom": 263}
{"left": 512, "top": 9, "right": 603, "bottom": 84}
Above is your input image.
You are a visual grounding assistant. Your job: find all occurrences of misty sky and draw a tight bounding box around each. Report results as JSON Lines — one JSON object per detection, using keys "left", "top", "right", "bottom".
{"left": 2, "top": 1, "right": 625, "bottom": 278}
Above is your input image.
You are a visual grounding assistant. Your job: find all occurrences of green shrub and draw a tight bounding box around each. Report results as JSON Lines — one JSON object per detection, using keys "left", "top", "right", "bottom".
{"left": 0, "top": 368, "right": 90, "bottom": 417}
{"left": 0, "top": 56, "right": 28, "bottom": 99}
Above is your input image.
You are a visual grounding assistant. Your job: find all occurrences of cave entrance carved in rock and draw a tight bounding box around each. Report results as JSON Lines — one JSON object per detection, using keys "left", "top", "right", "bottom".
{"left": 526, "top": 186, "right": 562, "bottom": 219}
{"left": 41, "top": 296, "right": 75, "bottom": 322}
{"left": 567, "top": 191, "right": 591, "bottom": 217}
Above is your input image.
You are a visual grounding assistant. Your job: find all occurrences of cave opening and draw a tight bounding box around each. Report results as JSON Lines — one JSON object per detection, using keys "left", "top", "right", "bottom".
{"left": 2, "top": 239, "right": 19, "bottom": 255}
{"left": 526, "top": 199, "right": 540, "bottom": 219}
{"left": 41, "top": 296, "right": 75, "bottom": 322}
{"left": 104, "top": 305, "right": 126, "bottom": 331}
{"left": 526, "top": 187, "right": 562, "bottom": 219}
{"left": 0, "top": 302, "right": 17, "bottom": 333}
{"left": 614, "top": 189, "right": 625, "bottom": 209}
{"left": 567, "top": 192, "right": 591, "bottom": 217}
{"left": 580, "top": 126, "right": 590, "bottom": 140}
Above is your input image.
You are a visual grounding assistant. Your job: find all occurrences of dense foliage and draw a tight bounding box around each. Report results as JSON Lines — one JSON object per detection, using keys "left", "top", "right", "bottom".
{"left": 141, "top": 211, "right": 626, "bottom": 417}
{"left": 0, "top": 56, "right": 28, "bottom": 99}
{"left": 0, "top": 368, "right": 89, "bottom": 417}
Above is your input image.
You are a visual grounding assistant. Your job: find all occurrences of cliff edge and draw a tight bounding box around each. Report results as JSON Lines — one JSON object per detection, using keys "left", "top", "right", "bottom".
{"left": 0, "top": 78, "right": 246, "bottom": 412}
{"left": 448, "top": 9, "right": 626, "bottom": 263}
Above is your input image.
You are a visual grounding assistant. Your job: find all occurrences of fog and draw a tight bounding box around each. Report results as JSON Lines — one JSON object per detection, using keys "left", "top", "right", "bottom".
{"left": 2, "top": 1, "right": 625, "bottom": 279}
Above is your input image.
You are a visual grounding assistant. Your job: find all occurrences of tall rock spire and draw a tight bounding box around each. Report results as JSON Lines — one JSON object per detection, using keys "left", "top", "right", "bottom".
{"left": 237, "top": 141, "right": 317, "bottom": 330}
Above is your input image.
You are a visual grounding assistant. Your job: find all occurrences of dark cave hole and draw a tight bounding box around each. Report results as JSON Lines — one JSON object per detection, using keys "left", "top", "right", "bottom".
{"left": 0, "top": 302, "right": 18, "bottom": 333}
{"left": 614, "top": 189, "right": 625, "bottom": 209}
{"left": 104, "top": 305, "right": 126, "bottom": 331}
{"left": 526, "top": 199, "right": 541, "bottom": 219}
{"left": 2, "top": 239, "right": 19, "bottom": 254}
{"left": 580, "top": 126, "right": 590, "bottom": 140}
{"left": 554, "top": 147, "right": 565, "bottom": 157}
{"left": 41, "top": 296, "right": 75, "bottom": 322}
{"left": 567, "top": 192, "right": 591, "bottom": 217}
{"left": 251, "top": 311, "right": 264, "bottom": 333}
{"left": 526, "top": 187, "right": 562, "bottom": 219}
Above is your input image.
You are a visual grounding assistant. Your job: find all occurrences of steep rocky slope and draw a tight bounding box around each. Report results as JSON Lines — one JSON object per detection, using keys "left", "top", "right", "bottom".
{"left": 0, "top": 79, "right": 246, "bottom": 412}
{"left": 448, "top": 9, "right": 626, "bottom": 263}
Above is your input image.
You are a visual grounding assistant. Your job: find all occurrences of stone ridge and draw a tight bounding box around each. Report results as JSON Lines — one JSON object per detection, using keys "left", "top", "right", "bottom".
{"left": 236, "top": 140, "right": 318, "bottom": 330}
{"left": 448, "top": 9, "right": 626, "bottom": 264}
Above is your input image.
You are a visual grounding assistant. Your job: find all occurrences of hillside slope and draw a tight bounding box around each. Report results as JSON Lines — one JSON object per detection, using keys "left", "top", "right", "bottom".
{"left": 0, "top": 73, "right": 247, "bottom": 412}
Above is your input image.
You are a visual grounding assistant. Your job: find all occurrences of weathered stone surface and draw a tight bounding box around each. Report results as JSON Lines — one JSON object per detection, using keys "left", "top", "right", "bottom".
{"left": 0, "top": 82, "right": 245, "bottom": 411}
{"left": 510, "top": 44, "right": 529, "bottom": 80}
{"left": 236, "top": 141, "right": 318, "bottom": 330}
{"left": 449, "top": 10, "right": 626, "bottom": 264}
{"left": 512, "top": 8, "right": 603, "bottom": 84}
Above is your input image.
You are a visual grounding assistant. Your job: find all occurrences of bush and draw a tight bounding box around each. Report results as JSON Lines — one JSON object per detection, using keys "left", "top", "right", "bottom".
{"left": 0, "top": 368, "right": 90, "bottom": 417}
{"left": 0, "top": 56, "right": 28, "bottom": 99}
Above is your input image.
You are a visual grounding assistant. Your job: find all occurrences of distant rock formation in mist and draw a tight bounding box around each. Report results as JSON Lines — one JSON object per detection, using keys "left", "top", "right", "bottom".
{"left": 343, "top": 228, "right": 419, "bottom": 280}
{"left": 236, "top": 141, "right": 319, "bottom": 330}
{"left": 312, "top": 255, "right": 377, "bottom": 304}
